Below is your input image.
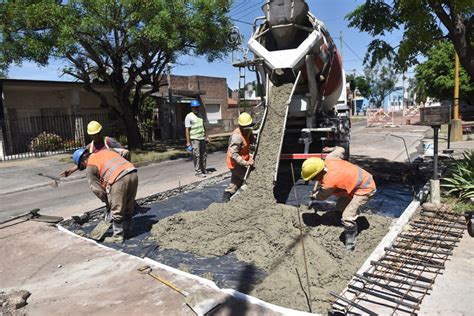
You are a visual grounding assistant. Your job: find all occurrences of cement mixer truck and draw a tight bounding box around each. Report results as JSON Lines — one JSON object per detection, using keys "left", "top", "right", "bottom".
{"left": 232, "top": 0, "right": 350, "bottom": 162}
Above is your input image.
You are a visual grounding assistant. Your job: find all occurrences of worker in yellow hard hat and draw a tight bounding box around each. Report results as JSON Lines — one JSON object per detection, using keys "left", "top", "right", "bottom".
{"left": 222, "top": 112, "right": 255, "bottom": 202}
{"left": 302, "top": 146, "right": 376, "bottom": 251}
{"left": 60, "top": 120, "right": 130, "bottom": 178}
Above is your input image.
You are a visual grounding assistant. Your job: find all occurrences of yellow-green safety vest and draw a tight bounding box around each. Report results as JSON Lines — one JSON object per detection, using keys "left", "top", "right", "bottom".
{"left": 189, "top": 112, "right": 205, "bottom": 140}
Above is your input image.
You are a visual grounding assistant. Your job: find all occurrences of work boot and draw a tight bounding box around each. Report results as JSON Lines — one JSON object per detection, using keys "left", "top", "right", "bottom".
{"left": 104, "top": 221, "right": 124, "bottom": 244}
{"left": 123, "top": 216, "right": 134, "bottom": 239}
{"left": 344, "top": 224, "right": 358, "bottom": 251}
{"left": 222, "top": 191, "right": 232, "bottom": 203}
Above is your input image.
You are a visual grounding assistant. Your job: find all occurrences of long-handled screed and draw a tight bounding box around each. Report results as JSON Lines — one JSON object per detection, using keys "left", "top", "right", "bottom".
{"left": 290, "top": 162, "right": 313, "bottom": 313}
{"left": 138, "top": 265, "right": 223, "bottom": 315}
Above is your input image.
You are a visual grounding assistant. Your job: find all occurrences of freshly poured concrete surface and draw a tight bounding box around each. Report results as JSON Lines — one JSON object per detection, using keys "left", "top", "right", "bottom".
{"left": 0, "top": 117, "right": 435, "bottom": 315}
{"left": 419, "top": 232, "right": 474, "bottom": 316}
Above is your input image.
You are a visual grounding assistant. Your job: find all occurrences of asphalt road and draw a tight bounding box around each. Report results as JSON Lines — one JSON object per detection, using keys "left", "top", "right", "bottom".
{"left": 0, "top": 121, "right": 428, "bottom": 222}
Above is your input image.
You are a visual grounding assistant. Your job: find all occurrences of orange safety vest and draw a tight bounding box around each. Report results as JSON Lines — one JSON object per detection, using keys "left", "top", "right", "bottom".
{"left": 321, "top": 159, "right": 375, "bottom": 196}
{"left": 226, "top": 128, "right": 250, "bottom": 170}
{"left": 87, "top": 149, "right": 135, "bottom": 188}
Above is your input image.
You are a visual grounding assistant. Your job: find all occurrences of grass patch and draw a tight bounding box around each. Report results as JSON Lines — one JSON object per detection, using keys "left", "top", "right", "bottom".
{"left": 441, "top": 195, "right": 472, "bottom": 213}
{"left": 350, "top": 116, "right": 367, "bottom": 123}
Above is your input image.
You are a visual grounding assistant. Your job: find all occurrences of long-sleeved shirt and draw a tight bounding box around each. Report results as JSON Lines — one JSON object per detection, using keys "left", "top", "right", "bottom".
{"left": 228, "top": 132, "right": 253, "bottom": 167}
{"left": 312, "top": 146, "right": 346, "bottom": 200}
{"left": 86, "top": 165, "right": 107, "bottom": 203}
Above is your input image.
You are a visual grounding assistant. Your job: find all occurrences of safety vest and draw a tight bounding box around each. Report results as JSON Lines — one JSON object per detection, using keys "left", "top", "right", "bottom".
{"left": 188, "top": 112, "right": 205, "bottom": 140}
{"left": 226, "top": 128, "right": 250, "bottom": 169}
{"left": 321, "top": 159, "right": 375, "bottom": 196}
{"left": 89, "top": 136, "right": 110, "bottom": 154}
{"left": 87, "top": 149, "right": 135, "bottom": 188}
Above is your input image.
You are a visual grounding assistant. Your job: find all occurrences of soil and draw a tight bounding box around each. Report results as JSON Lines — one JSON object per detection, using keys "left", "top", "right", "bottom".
{"left": 151, "top": 84, "right": 392, "bottom": 312}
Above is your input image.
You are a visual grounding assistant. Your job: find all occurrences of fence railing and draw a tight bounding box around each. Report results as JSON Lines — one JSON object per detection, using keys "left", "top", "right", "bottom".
{"left": 0, "top": 113, "right": 126, "bottom": 161}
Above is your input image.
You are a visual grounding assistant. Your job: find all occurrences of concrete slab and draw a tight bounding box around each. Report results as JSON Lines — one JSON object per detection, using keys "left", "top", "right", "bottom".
{"left": 418, "top": 232, "right": 474, "bottom": 316}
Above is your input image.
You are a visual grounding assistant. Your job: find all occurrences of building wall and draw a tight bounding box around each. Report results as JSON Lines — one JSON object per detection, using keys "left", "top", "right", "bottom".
{"left": 1, "top": 80, "right": 116, "bottom": 118}
{"left": 160, "top": 75, "right": 238, "bottom": 135}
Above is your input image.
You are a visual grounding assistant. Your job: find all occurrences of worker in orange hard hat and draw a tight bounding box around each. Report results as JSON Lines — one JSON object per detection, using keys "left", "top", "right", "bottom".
{"left": 60, "top": 120, "right": 130, "bottom": 178}
{"left": 222, "top": 112, "right": 255, "bottom": 202}
{"left": 301, "top": 146, "right": 376, "bottom": 251}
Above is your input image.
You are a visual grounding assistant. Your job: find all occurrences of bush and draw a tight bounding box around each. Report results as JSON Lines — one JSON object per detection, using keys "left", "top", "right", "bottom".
{"left": 442, "top": 150, "right": 474, "bottom": 201}
{"left": 62, "top": 139, "right": 83, "bottom": 150}
{"left": 30, "top": 132, "right": 64, "bottom": 152}
{"left": 117, "top": 135, "right": 128, "bottom": 146}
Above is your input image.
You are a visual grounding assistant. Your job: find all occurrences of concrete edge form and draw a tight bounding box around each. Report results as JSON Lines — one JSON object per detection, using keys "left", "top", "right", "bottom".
{"left": 56, "top": 221, "right": 320, "bottom": 315}
{"left": 357, "top": 199, "right": 420, "bottom": 273}
{"left": 221, "top": 289, "right": 320, "bottom": 316}
{"left": 333, "top": 198, "right": 421, "bottom": 305}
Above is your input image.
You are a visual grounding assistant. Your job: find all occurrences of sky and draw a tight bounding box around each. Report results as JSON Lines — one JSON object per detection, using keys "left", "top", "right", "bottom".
{"left": 7, "top": 0, "right": 406, "bottom": 92}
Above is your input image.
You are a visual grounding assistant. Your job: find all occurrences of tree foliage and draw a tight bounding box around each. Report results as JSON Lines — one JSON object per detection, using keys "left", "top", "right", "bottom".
{"left": 346, "top": 73, "right": 371, "bottom": 100}
{"left": 346, "top": 1, "right": 474, "bottom": 80}
{"left": 347, "top": 61, "right": 398, "bottom": 108}
{"left": 0, "top": 0, "right": 234, "bottom": 149}
{"left": 415, "top": 41, "right": 474, "bottom": 101}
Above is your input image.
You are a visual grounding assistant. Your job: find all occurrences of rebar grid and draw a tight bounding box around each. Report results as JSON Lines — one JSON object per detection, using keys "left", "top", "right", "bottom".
{"left": 331, "top": 204, "right": 465, "bottom": 315}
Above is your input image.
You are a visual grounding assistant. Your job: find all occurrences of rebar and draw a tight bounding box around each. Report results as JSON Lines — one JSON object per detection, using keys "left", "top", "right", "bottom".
{"left": 331, "top": 203, "right": 465, "bottom": 315}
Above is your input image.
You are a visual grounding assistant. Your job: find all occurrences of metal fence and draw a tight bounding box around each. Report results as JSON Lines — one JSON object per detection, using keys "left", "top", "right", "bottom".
{"left": 0, "top": 113, "right": 126, "bottom": 161}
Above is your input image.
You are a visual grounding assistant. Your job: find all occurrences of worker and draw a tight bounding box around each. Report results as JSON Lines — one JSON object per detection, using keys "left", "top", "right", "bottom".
{"left": 222, "top": 112, "right": 255, "bottom": 202}
{"left": 301, "top": 146, "right": 376, "bottom": 251}
{"left": 60, "top": 120, "right": 129, "bottom": 177}
{"left": 185, "top": 99, "right": 210, "bottom": 177}
{"left": 72, "top": 147, "right": 138, "bottom": 243}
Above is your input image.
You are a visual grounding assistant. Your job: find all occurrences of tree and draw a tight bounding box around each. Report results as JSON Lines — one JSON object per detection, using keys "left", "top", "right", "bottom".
{"left": 346, "top": 73, "right": 371, "bottom": 99}
{"left": 415, "top": 41, "right": 474, "bottom": 102}
{"left": 362, "top": 60, "right": 398, "bottom": 108}
{"left": 346, "top": 1, "right": 474, "bottom": 80}
{"left": 0, "top": 1, "right": 234, "bottom": 149}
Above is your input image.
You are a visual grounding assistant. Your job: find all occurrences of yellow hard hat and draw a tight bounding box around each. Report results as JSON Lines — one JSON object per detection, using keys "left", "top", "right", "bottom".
{"left": 301, "top": 157, "right": 325, "bottom": 181}
{"left": 238, "top": 112, "right": 253, "bottom": 127}
{"left": 87, "top": 121, "right": 102, "bottom": 135}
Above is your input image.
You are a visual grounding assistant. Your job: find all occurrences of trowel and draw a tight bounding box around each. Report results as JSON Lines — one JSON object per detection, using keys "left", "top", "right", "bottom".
{"left": 0, "top": 209, "right": 63, "bottom": 228}
{"left": 89, "top": 207, "right": 112, "bottom": 241}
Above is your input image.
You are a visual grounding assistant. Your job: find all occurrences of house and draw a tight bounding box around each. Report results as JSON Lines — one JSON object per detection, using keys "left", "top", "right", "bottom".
{"left": 0, "top": 76, "right": 238, "bottom": 160}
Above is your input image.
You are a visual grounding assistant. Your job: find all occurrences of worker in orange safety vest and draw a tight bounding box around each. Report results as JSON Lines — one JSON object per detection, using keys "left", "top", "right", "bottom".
{"left": 73, "top": 148, "right": 138, "bottom": 244}
{"left": 222, "top": 112, "right": 255, "bottom": 202}
{"left": 301, "top": 146, "right": 376, "bottom": 251}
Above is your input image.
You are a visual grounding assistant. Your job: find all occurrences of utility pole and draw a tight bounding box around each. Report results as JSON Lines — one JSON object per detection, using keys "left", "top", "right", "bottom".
{"left": 450, "top": 52, "right": 463, "bottom": 141}
{"left": 339, "top": 31, "right": 343, "bottom": 62}
{"left": 352, "top": 69, "right": 356, "bottom": 115}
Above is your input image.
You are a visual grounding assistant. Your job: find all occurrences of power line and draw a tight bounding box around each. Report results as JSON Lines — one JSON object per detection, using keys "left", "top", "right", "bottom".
{"left": 230, "top": 0, "right": 249, "bottom": 13}
{"left": 230, "top": 18, "right": 253, "bottom": 26}
{"left": 233, "top": 0, "right": 264, "bottom": 20}
{"left": 341, "top": 39, "right": 364, "bottom": 63}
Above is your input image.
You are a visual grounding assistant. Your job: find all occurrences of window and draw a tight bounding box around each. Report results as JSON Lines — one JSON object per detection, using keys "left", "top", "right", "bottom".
{"left": 206, "top": 104, "right": 221, "bottom": 124}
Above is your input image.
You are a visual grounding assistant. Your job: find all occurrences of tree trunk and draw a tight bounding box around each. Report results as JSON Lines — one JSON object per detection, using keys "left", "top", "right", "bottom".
{"left": 118, "top": 97, "right": 142, "bottom": 149}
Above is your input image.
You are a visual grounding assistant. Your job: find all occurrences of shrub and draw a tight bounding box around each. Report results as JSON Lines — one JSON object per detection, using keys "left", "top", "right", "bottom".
{"left": 30, "top": 132, "right": 64, "bottom": 152}
{"left": 117, "top": 135, "right": 128, "bottom": 146}
{"left": 442, "top": 150, "right": 474, "bottom": 201}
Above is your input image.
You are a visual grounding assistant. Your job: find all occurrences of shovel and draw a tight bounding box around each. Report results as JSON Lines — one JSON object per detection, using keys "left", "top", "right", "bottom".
{"left": 138, "top": 265, "right": 223, "bottom": 315}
